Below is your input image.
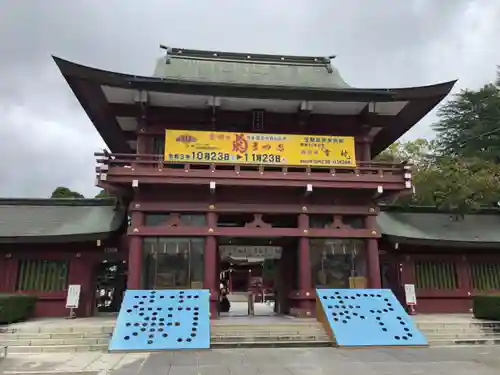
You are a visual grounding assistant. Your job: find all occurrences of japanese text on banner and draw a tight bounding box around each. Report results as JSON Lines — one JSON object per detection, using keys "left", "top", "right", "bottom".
{"left": 164, "top": 129, "right": 356, "bottom": 167}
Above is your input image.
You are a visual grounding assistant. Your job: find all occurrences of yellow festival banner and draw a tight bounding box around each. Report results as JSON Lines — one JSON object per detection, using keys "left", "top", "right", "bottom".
{"left": 164, "top": 129, "right": 356, "bottom": 167}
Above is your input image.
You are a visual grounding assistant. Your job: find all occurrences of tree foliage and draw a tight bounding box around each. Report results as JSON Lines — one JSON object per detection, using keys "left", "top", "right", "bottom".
{"left": 377, "top": 139, "right": 500, "bottom": 211}
{"left": 50, "top": 186, "right": 84, "bottom": 199}
{"left": 433, "top": 68, "right": 500, "bottom": 161}
{"left": 95, "top": 189, "right": 111, "bottom": 198}
{"left": 376, "top": 67, "right": 500, "bottom": 212}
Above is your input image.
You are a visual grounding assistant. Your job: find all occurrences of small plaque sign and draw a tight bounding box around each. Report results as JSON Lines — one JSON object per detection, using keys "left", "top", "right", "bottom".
{"left": 404, "top": 284, "right": 417, "bottom": 306}
{"left": 66, "top": 284, "right": 81, "bottom": 309}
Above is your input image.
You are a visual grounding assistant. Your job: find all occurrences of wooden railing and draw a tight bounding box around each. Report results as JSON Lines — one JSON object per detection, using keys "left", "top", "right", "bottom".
{"left": 95, "top": 152, "right": 410, "bottom": 178}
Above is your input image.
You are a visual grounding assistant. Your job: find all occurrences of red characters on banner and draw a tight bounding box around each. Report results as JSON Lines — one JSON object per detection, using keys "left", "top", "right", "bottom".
{"left": 232, "top": 134, "right": 248, "bottom": 153}
{"left": 252, "top": 142, "right": 259, "bottom": 152}
{"left": 276, "top": 144, "right": 284, "bottom": 152}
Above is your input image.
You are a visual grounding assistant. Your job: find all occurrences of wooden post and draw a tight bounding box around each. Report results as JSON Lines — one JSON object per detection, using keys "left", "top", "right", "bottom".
{"left": 365, "top": 215, "right": 381, "bottom": 288}
{"left": 298, "top": 213, "right": 313, "bottom": 315}
{"left": 127, "top": 212, "right": 144, "bottom": 289}
{"left": 204, "top": 212, "right": 218, "bottom": 318}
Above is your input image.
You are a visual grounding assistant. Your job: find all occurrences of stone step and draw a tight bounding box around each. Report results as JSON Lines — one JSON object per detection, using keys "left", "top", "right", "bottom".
{"left": 5, "top": 339, "right": 334, "bottom": 353}
{"left": 212, "top": 334, "right": 330, "bottom": 342}
{"left": 212, "top": 323, "right": 324, "bottom": 328}
{"left": 418, "top": 327, "right": 500, "bottom": 333}
{"left": 428, "top": 337, "right": 500, "bottom": 347}
{"left": 416, "top": 323, "right": 500, "bottom": 329}
{"left": 1, "top": 328, "right": 324, "bottom": 339}
{"left": 0, "top": 326, "right": 115, "bottom": 334}
{"left": 212, "top": 329, "right": 325, "bottom": 335}
{"left": 211, "top": 322, "right": 323, "bottom": 328}
{"left": 424, "top": 332, "right": 500, "bottom": 340}
{"left": 422, "top": 328, "right": 500, "bottom": 334}
{"left": 211, "top": 340, "right": 332, "bottom": 349}
{"left": 213, "top": 327, "right": 324, "bottom": 333}
{"left": 0, "top": 332, "right": 112, "bottom": 340}
{"left": 5, "top": 344, "right": 108, "bottom": 353}
{"left": 0, "top": 337, "right": 110, "bottom": 347}
{"left": 1, "top": 333, "right": 329, "bottom": 345}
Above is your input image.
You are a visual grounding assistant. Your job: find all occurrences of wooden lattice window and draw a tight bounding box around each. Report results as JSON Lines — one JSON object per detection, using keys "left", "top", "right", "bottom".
{"left": 16, "top": 260, "right": 69, "bottom": 292}
{"left": 470, "top": 262, "right": 500, "bottom": 291}
{"left": 415, "top": 261, "right": 458, "bottom": 290}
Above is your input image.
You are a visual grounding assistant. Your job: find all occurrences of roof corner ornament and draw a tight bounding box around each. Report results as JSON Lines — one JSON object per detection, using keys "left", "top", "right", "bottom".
{"left": 160, "top": 44, "right": 172, "bottom": 64}
{"left": 324, "top": 55, "right": 336, "bottom": 74}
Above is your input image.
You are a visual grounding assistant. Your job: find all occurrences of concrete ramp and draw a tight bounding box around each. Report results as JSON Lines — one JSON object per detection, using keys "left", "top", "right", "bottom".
{"left": 316, "top": 288, "right": 428, "bottom": 348}
{"left": 109, "top": 289, "right": 210, "bottom": 352}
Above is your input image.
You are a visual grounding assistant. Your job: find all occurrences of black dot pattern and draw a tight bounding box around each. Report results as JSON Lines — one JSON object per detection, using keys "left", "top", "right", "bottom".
{"left": 108, "top": 289, "right": 210, "bottom": 352}
{"left": 317, "top": 289, "right": 427, "bottom": 347}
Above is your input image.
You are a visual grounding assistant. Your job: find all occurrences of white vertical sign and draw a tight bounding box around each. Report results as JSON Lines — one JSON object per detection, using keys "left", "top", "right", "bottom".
{"left": 66, "top": 285, "right": 81, "bottom": 309}
{"left": 404, "top": 284, "right": 417, "bottom": 306}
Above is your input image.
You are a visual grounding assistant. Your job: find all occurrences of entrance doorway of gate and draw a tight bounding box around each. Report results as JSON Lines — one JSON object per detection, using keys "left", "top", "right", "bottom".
{"left": 217, "top": 237, "right": 298, "bottom": 318}
{"left": 93, "top": 260, "right": 128, "bottom": 314}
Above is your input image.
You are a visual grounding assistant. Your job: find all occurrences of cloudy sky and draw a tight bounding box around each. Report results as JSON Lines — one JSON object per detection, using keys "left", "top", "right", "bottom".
{"left": 0, "top": 0, "right": 499, "bottom": 198}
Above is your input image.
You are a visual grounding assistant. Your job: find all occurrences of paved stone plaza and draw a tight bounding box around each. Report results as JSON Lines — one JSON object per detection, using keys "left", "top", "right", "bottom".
{"left": 1, "top": 346, "right": 500, "bottom": 375}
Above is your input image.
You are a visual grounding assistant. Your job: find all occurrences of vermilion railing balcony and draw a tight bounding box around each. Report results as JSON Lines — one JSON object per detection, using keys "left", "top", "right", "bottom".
{"left": 95, "top": 152, "right": 412, "bottom": 191}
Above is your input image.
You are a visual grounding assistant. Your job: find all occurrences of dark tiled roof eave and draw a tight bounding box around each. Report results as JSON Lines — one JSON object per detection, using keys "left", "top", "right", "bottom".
{"left": 0, "top": 199, "right": 125, "bottom": 243}
{"left": 52, "top": 56, "right": 456, "bottom": 155}
{"left": 377, "top": 212, "right": 500, "bottom": 247}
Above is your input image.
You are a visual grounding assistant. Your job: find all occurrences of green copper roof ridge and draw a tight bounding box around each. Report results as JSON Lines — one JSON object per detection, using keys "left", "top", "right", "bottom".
{"left": 161, "top": 45, "right": 334, "bottom": 66}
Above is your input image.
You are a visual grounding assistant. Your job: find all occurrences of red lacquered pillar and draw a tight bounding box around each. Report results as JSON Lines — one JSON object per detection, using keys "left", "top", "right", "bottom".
{"left": 366, "top": 215, "right": 381, "bottom": 288}
{"left": 127, "top": 212, "right": 144, "bottom": 289}
{"left": 204, "top": 211, "right": 218, "bottom": 318}
{"left": 298, "top": 213, "right": 314, "bottom": 315}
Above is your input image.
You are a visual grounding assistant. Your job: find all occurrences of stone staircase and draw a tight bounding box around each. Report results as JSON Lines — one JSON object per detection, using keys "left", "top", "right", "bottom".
{"left": 0, "top": 317, "right": 331, "bottom": 353}
{"left": 211, "top": 318, "right": 331, "bottom": 348}
{"left": 0, "top": 324, "right": 113, "bottom": 353}
{"left": 4, "top": 314, "right": 500, "bottom": 353}
{"left": 416, "top": 318, "right": 500, "bottom": 347}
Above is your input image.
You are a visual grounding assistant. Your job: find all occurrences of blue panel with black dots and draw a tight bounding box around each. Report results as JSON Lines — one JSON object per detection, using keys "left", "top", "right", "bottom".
{"left": 109, "top": 289, "right": 210, "bottom": 352}
{"left": 316, "top": 289, "right": 428, "bottom": 347}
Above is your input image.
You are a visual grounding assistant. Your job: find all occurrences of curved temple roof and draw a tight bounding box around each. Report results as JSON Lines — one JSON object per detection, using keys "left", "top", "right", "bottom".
{"left": 2, "top": 199, "right": 498, "bottom": 248}
{"left": 0, "top": 198, "right": 125, "bottom": 243}
{"left": 378, "top": 211, "right": 500, "bottom": 248}
{"left": 153, "top": 47, "right": 352, "bottom": 90}
{"left": 52, "top": 47, "right": 456, "bottom": 156}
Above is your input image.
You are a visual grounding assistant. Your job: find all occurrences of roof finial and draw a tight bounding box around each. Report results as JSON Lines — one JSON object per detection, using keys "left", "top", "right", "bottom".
{"left": 160, "top": 44, "right": 172, "bottom": 64}
{"left": 324, "top": 56, "right": 335, "bottom": 74}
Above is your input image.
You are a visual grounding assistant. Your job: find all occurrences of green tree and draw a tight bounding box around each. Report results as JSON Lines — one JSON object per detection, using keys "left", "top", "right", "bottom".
{"left": 377, "top": 139, "right": 500, "bottom": 211}
{"left": 433, "top": 68, "right": 500, "bottom": 161}
{"left": 50, "top": 186, "right": 84, "bottom": 199}
{"left": 376, "top": 138, "right": 435, "bottom": 166}
{"left": 411, "top": 156, "right": 500, "bottom": 211}
{"left": 95, "top": 189, "right": 111, "bottom": 198}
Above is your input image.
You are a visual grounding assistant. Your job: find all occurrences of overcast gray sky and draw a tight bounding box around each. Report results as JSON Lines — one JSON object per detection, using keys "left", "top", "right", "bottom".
{"left": 0, "top": 0, "right": 499, "bottom": 198}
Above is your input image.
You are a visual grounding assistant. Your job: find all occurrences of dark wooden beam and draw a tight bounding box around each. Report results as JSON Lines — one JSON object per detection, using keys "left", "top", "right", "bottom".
{"left": 129, "top": 201, "right": 378, "bottom": 215}
{"left": 128, "top": 226, "right": 377, "bottom": 238}
{"left": 297, "top": 103, "right": 312, "bottom": 131}
{"left": 109, "top": 104, "right": 395, "bottom": 128}
{"left": 104, "top": 174, "right": 408, "bottom": 190}
{"left": 358, "top": 103, "right": 395, "bottom": 128}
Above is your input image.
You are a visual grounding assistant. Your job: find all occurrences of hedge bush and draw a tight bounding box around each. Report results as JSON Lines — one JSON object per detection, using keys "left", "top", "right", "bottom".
{"left": 472, "top": 294, "right": 500, "bottom": 321}
{"left": 0, "top": 294, "right": 38, "bottom": 324}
